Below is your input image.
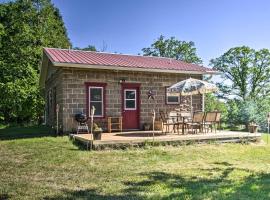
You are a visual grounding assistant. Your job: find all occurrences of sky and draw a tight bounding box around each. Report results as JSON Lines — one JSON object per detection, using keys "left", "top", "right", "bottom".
{"left": 50, "top": 0, "right": 270, "bottom": 66}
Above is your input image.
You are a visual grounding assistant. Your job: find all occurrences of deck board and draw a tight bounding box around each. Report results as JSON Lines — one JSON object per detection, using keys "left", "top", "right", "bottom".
{"left": 70, "top": 130, "right": 261, "bottom": 149}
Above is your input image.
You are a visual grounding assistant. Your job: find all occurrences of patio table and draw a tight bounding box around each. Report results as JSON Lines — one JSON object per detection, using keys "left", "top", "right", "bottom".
{"left": 174, "top": 111, "right": 192, "bottom": 134}
{"left": 169, "top": 111, "right": 190, "bottom": 134}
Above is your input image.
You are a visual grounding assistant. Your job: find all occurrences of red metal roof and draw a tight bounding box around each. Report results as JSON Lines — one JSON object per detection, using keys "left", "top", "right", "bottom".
{"left": 44, "top": 48, "right": 214, "bottom": 73}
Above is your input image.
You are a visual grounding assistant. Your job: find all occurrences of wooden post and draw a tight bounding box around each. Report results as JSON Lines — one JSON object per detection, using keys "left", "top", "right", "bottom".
{"left": 90, "top": 106, "right": 95, "bottom": 146}
{"left": 107, "top": 117, "right": 111, "bottom": 133}
{"left": 152, "top": 109, "right": 155, "bottom": 142}
{"left": 120, "top": 117, "right": 122, "bottom": 132}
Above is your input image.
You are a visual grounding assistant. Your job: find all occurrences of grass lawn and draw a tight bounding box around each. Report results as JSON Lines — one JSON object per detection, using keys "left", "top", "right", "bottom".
{"left": 0, "top": 126, "right": 270, "bottom": 200}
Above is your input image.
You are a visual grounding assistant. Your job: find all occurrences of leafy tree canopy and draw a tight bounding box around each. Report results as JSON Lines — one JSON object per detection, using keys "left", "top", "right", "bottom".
{"left": 142, "top": 35, "right": 202, "bottom": 64}
{"left": 210, "top": 46, "right": 270, "bottom": 100}
{"left": 205, "top": 93, "right": 228, "bottom": 123}
{"left": 74, "top": 45, "right": 96, "bottom": 51}
{"left": 0, "top": 0, "right": 71, "bottom": 123}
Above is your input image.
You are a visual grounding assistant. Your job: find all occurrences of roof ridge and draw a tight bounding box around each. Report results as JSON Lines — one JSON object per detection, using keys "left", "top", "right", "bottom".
{"left": 43, "top": 47, "right": 206, "bottom": 67}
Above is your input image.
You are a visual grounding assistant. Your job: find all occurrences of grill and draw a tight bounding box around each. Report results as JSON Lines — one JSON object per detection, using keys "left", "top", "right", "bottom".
{"left": 75, "top": 113, "right": 89, "bottom": 134}
{"left": 74, "top": 113, "right": 88, "bottom": 125}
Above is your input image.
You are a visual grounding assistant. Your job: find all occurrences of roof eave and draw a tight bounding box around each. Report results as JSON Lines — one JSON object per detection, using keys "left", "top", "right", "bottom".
{"left": 52, "top": 62, "right": 219, "bottom": 75}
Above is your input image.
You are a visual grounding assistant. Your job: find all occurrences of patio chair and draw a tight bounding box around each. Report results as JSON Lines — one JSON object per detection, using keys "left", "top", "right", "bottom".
{"left": 186, "top": 112, "right": 204, "bottom": 134}
{"left": 215, "top": 112, "right": 222, "bottom": 132}
{"left": 203, "top": 112, "right": 220, "bottom": 133}
{"left": 159, "top": 111, "right": 178, "bottom": 134}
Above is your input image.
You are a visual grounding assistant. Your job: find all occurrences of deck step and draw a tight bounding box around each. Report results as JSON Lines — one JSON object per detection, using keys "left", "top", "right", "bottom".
{"left": 70, "top": 131, "right": 261, "bottom": 150}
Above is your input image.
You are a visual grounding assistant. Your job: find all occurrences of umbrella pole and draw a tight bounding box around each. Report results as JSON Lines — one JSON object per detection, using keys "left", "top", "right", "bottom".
{"left": 202, "top": 93, "right": 205, "bottom": 112}
{"left": 190, "top": 95, "right": 193, "bottom": 115}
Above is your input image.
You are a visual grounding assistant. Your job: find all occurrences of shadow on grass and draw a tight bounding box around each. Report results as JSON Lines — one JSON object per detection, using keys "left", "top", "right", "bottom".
{"left": 0, "top": 125, "right": 54, "bottom": 141}
{"left": 69, "top": 138, "right": 90, "bottom": 151}
{"left": 44, "top": 162, "right": 270, "bottom": 200}
{"left": 43, "top": 189, "right": 140, "bottom": 200}
{"left": 0, "top": 193, "right": 10, "bottom": 200}
{"left": 212, "top": 161, "right": 233, "bottom": 167}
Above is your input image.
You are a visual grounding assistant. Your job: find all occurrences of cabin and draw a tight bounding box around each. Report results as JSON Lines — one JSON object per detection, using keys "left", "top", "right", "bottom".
{"left": 39, "top": 48, "right": 215, "bottom": 132}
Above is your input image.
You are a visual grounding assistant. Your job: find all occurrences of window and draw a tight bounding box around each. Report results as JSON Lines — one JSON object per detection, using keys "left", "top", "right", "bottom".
{"left": 86, "top": 83, "right": 106, "bottom": 118}
{"left": 165, "top": 87, "right": 180, "bottom": 104}
{"left": 124, "top": 89, "right": 136, "bottom": 110}
{"left": 89, "top": 87, "right": 103, "bottom": 117}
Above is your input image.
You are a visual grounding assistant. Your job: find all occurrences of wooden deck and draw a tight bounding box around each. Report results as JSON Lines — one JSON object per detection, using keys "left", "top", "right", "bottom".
{"left": 70, "top": 130, "right": 262, "bottom": 150}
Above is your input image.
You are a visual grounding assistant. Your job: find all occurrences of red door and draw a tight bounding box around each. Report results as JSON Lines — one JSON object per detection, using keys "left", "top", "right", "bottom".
{"left": 122, "top": 83, "right": 140, "bottom": 130}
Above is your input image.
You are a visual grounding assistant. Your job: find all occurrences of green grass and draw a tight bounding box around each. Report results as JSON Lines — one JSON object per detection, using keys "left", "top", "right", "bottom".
{"left": 262, "top": 133, "right": 270, "bottom": 144}
{"left": 0, "top": 126, "right": 270, "bottom": 200}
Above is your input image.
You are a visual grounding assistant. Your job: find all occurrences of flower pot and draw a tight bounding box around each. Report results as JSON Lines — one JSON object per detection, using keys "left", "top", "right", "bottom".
{"left": 248, "top": 125, "right": 258, "bottom": 133}
{"left": 143, "top": 124, "right": 151, "bottom": 131}
{"left": 93, "top": 131, "right": 102, "bottom": 140}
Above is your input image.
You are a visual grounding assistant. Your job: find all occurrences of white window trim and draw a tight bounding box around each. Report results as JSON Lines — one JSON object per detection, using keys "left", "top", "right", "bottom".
{"left": 124, "top": 89, "right": 137, "bottom": 110}
{"left": 166, "top": 89, "right": 180, "bottom": 105}
{"left": 89, "top": 86, "right": 104, "bottom": 117}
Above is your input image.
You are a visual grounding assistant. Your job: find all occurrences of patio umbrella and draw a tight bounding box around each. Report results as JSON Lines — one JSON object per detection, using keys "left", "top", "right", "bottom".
{"left": 167, "top": 78, "right": 218, "bottom": 113}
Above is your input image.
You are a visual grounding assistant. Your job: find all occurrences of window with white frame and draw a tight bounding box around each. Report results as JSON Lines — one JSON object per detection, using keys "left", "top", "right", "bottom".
{"left": 124, "top": 89, "right": 136, "bottom": 110}
{"left": 89, "top": 86, "right": 104, "bottom": 117}
{"left": 166, "top": 87, "right": 180, "bottom": 104}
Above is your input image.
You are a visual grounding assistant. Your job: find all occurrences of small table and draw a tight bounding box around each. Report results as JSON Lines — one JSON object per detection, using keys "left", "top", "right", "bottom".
{"left": 107, "top": 116, "right": 122, "bottom": 133}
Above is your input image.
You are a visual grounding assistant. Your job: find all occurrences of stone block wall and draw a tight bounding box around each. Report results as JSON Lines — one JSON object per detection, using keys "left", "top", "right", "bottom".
{"left": 52, "top": 68, "right": 203, "bottom": 132}
{"left": 44, "top": 67, "right": 64, "bottom": 129}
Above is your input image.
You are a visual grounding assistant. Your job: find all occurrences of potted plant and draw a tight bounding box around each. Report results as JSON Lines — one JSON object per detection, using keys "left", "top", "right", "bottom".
{"left": 93, "top": 123, "right": 103, "bottom": 140}
{"left": 248, "top": 121, "right": 258, "bottom": 133}
{"left": 143, "top": 123, "right": 151, "bottom": 131}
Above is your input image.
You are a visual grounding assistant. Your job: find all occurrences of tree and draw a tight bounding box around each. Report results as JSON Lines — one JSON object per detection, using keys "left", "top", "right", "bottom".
{"left": 74, "top": 41, "right": 108, "bottom": 52}
{"left": 211, "top": 46, "right": 270, "bottom": 130}
{"left": 228, "top": 98, "right": 270, "bottom": 131}
{"left": 74, "top": 45, "right": 96, "bottom": 51}
{"left": 210, "top": 46, "right": 270, "bottom": 100}
{"left": 0, "top": 0, "right": 71, "bottom": 123}
{"left": 205, "top": 94, "right": 228, "bottom": 123}
{"left": 142, "top": 35, "right": 202, "bottom": 64}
